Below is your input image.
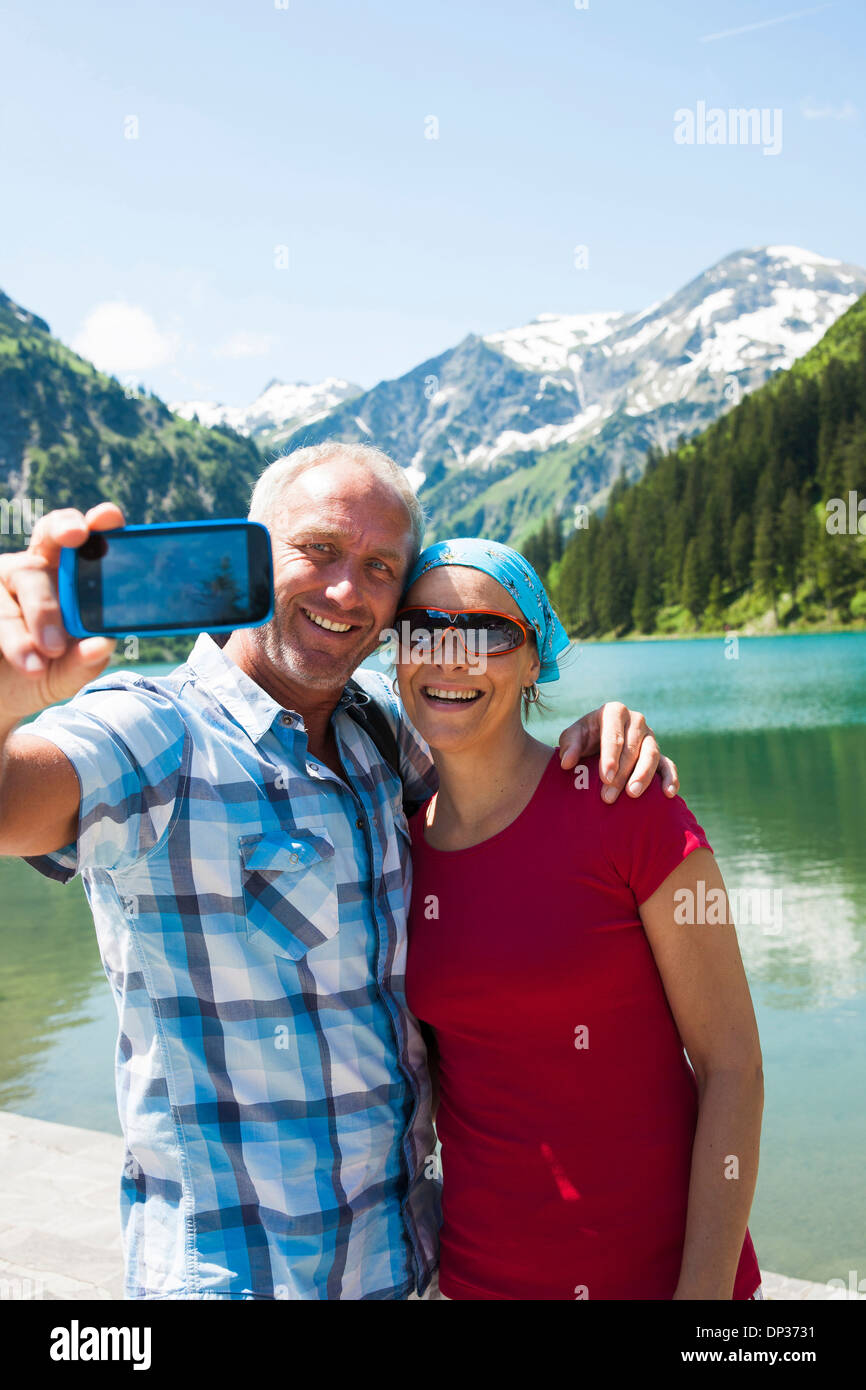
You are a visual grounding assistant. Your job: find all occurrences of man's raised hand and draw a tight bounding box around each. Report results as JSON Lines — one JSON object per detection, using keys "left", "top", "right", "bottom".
{"left": 0, "top": 503, "right": 123, "bottom": 725}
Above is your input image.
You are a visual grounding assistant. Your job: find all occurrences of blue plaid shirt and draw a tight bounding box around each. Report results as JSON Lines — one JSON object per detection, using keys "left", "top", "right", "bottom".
{"left": 23, "top": 634, "right": 441, "bottom": 1299}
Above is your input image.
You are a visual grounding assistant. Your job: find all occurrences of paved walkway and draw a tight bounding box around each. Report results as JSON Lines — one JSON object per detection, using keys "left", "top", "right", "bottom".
{"left": 0, "top": 1111, "right": 860, "bottom": 1301}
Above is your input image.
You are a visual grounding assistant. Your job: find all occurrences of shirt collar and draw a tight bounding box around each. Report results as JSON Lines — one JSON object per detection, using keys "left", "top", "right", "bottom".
{"left": 184, "top": 633, "right": 369, "bottom": 743}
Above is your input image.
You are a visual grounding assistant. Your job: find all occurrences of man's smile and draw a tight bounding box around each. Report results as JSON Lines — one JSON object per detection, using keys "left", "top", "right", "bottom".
{"left": 300, "top": 605, "right": 359, "bottom": 636}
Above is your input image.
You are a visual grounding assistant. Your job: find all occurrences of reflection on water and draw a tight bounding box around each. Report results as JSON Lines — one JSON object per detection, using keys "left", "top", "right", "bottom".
{"left": 673, "top": 726, "right": 866, "bottom": 1008}
{"left": 1, "top": 634, "right": 864, "bottom": 1284}
{"left": 0, "top": 859, "right": 108, "bottom": 1115}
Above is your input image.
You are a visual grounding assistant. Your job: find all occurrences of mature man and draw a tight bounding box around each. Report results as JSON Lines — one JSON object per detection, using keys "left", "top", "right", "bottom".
{"left": 0, "top": 443, "right": 676, "bottom": 1300}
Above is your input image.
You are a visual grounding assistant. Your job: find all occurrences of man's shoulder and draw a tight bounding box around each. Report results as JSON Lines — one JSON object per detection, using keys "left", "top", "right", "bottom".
{"left": 349, "top": 666, "right": 403, "bottom": 730}
{"left": 27, "top": 662, "right": 194, "bottom": 747}
{"left": 346, "top": 668, "right": 437, "bottom": 803}
{"left": 76, "top": 662, "right": 189, "bottom": 709}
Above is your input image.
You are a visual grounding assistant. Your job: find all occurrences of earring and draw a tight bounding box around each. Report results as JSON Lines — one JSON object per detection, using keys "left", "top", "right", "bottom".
{"left": 524, "top": 682, "right": 540, "bottom": 704}
{"left": 392, "top": 675, "right": 401, "bottom": 696}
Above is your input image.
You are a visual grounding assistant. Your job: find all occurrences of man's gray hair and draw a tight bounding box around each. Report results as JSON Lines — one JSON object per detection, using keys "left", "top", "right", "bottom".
{"left": 248, "top": 442, "right": 426, "bottom": 563}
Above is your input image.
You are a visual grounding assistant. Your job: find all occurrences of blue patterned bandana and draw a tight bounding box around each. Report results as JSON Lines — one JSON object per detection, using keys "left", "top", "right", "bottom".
{"left": 404, "top": 538, "right": 571, "bottom": 683}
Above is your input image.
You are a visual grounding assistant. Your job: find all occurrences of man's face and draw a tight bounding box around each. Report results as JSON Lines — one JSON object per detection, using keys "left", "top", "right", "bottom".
{"left": 256, "top": 460, "right": 415, "bottom": 691}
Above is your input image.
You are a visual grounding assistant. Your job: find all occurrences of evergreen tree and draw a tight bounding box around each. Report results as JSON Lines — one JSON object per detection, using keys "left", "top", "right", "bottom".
{"left": 777, "top": 488, "right": 804, "bottom": 595}
{"left": 729, "top": 512, "right": 753, "bottom": 591}
{"left": 549, "top": 512, "right": 564, "bottom": 564}
{"left": 632, "top": 553, "right": 659, "bottom": 632}
{"left": 705, "top": 574, "right": 724, "bottom": 628}
{"left": 681, "top": 537, "right": 708, "bottom": 619}
{"left": 752, "top": 506, "right": 778, "bottom": 616}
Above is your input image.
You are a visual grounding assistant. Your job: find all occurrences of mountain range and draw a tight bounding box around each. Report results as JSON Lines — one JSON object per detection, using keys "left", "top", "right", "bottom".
{"left": 2, "top": 244, "right": 864, "bottom": 562}
{"left": 173, "top": 245, "right": 866, "bottom": 546}
{"left": 549, "top": 281, "right": 866, "bottom": 637}
{"left": 170, "top": 377, "right": 361, "bottom": 453}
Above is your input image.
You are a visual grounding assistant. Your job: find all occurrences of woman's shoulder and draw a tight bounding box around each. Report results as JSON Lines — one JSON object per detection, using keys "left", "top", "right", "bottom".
{"left": 566, "top": 751, "right": 688, "bottom": 815}
{"left": 531, "top": 750, "right": 610, "bottom": 840}
{"left": 530, "top": 749, "right": 611, "bottom": 808}
{"left": 549, "top": 749, "right": 706, "bottom": 845}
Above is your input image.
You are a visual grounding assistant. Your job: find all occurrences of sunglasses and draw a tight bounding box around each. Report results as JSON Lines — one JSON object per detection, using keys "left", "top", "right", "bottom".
{"left": 393, "top": 606, "right": 529, "bottom": 659}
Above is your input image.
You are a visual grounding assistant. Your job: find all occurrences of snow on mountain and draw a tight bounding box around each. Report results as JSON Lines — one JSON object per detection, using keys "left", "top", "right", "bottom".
{"left": 484, "top": 310, "right": 626, "bottom": 374}
{"left": 764, "top": 245, "right": 843, "bottom": 268}
{"left": 170, "top": 377, "right": 361, "bottom": 448}
{"left": 457, "top": 245, "right": 866, "bottom": 478}
{"left": 172, "top": 246, "right": 866, "bottom": 544}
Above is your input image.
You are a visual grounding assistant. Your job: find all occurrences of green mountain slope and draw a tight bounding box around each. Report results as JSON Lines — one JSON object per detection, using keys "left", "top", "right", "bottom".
{"left": 548, "top": 292, "right": 866, "bottom": 638}
{"left": 0, "top": 290, "right": 262, "bottom": 552}
{"left": 432, "top": 399, "right": 714, "bottom": 549}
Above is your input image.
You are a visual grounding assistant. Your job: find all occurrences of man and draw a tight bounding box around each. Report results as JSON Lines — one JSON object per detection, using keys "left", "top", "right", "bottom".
{"left": 0, "top": 443, "right": 677, "bottom": 1300}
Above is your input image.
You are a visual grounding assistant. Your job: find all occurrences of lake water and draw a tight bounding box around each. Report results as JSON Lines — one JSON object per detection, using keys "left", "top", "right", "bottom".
{"left": 1, "top": 632, "right": 864, "bottom": 1286}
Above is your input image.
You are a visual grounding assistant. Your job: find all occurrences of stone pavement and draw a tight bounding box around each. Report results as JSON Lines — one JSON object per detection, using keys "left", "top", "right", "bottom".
{"left": 0, "top": 1111, "right": 124, "bottom": 1300}
{"left": 0, "top": 1110, "right": 861, "bottom": 1301}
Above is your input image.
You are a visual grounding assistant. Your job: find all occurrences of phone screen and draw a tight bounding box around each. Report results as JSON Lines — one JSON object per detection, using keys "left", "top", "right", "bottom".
{"left": 76, "top": 525, "right": 271, "bottom": 634}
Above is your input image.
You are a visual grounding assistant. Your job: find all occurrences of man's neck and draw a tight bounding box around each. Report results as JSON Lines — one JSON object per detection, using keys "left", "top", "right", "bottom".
{"left": 222, "top": 630, "right": 346, "bottom": 768}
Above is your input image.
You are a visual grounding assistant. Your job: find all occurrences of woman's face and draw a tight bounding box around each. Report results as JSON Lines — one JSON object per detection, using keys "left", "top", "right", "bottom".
{"left": 396, "top": 565, "right": 541, "bottom": 754}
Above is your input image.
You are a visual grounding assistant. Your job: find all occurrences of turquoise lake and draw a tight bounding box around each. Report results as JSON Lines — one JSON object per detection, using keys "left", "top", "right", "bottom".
{"left": 1, "top": 631, "right": 864, "bottom": 1286}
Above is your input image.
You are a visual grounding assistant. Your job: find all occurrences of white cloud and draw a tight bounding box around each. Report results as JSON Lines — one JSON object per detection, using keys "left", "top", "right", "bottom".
{"left": 71, "top": 301, "right": 179, "bottom": 373}
{"left": 212, "top": 330, "right": 277, "bottom": 360}
{"left": 801, "top": 98, "right": 858, "bottom": 120}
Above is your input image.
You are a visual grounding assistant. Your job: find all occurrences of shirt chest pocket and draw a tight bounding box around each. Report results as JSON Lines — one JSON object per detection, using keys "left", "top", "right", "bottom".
{"left": 239, "top": 829, "right": 339, "bottom": 960}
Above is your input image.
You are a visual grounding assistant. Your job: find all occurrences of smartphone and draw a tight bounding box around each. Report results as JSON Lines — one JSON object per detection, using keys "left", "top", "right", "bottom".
{"left": 58, "top": 519, "right": 274, "bottom": 638}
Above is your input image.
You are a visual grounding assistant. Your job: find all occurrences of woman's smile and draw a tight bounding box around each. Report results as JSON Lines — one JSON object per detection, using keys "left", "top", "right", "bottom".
{"left": 420, "top": 683, "right": 485, "bottom": 707}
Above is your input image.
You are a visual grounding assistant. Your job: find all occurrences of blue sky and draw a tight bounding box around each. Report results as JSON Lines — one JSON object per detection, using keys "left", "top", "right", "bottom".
{"left": 2, "top": 0, "right": 864, "bottom": 405}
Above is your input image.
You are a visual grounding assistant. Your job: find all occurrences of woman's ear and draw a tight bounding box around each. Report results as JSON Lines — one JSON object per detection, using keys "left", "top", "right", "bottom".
{"left": 528, "top": 640, "right": 541, "bottom": 684}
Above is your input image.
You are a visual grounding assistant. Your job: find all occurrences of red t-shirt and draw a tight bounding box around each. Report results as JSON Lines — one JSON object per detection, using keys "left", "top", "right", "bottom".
{"left": 406, "top": 752, "right": 761, "bottom": 1300}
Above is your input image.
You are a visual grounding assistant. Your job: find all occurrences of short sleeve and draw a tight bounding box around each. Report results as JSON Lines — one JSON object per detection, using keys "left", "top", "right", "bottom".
{"left": 351, "top": 668, "right": 439, "bottom": 806}
{"left": 19, "top": 675, "right": 187, "bottom": 882}
{"left": 599, "top": 773, "right": 713, "bottom": 908}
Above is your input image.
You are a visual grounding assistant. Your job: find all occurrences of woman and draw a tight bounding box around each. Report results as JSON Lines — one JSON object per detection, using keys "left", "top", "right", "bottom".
{"left": 398, "top": 538, "right": 763, "bottom": 1301}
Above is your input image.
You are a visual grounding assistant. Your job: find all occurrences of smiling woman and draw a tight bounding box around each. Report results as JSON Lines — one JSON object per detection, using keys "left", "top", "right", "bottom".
{"left": 397, "top": 569, "right": 544, "bottom": 746}
{"left": 399, "top": 537, "right": 764, "bottom": 1302}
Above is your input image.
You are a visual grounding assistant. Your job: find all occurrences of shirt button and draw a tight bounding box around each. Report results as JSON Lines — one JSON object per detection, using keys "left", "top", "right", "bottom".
{"left": 280, "top": 713, "right": 292, "bottom": 726}
{"left": 356, "top": 816, "right": 365, "bottom": 829}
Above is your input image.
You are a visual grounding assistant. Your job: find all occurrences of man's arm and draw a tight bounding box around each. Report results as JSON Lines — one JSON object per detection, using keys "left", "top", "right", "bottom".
{"left": 0, "top": 504, "right": 121, "bottom": 856}
{"left": 558, "top": 702, "right": 679, "bottom": 804}
{"left": 0, "top": 724, "right": 83, "bottom": 855}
